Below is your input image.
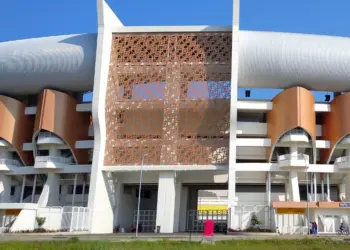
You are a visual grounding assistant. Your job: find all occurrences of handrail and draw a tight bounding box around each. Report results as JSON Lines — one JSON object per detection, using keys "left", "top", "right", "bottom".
{"left": 35, "top": 156, "right": 73, "bottom": 164}
{"left": 335, "top": 156, "right": 350, "bottom": 164}
{"left": 37, "top": 132, "right": 60, "bottom": 140}
{"left": 278, "top": 153, "right": 309, "bottom": 162}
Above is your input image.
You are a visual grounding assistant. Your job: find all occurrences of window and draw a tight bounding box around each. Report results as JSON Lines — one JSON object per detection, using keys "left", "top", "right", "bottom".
{"left": 135, "top": 188, "right": 151, "bottom": 199}
{"left": 67, "top": 185, "right": 89, "bottom": 194}
{"left": 38, "top": 150, "right": 49, "bottom": 156}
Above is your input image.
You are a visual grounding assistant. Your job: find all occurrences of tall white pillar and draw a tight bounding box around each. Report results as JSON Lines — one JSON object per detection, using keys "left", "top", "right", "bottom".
{"left": 20, "top": 175, "right": 26, "bottom": 203}
{"left": 345, "top": 174, "right": 350, "bottom": 201}
{"left": 313, "top": 173, "right": 317, "bottom": 202}
{"left": 155, "top": 172, "right": 181, "bottom": 233}
{"left": 327, "top": 173, "right": 331, "bottom": 201}
{"left": 321, "top": 175, "right": 324, "bottom": 201}
{"left": 179, "top": 186, "right": 189, "bottom": 232}
{"left": 49, "top": 148, "right": 60, "bottom": 157}
{"left": 72, "top": 174, "right": 78, "bottom": 206}
{"left": 31, "top": 174, "right": 37, "bottom": 203}
{"left": 265, "top": 172, "right": 271, "bottom": 228}
{"left": 289, "top": 171, "right": 300, "bottom": 201}
{"left": 0, "top": 174, "right": 11, "bottom": 203}
{"left": 38, "top": 174, "right": 60, "bottom": 206}
{"left": 228, "top": 0, "right": 240, "bottom": 231}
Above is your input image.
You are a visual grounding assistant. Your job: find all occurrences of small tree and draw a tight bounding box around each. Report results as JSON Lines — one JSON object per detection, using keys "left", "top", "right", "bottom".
{"left": 250, "top": 213, "right": 262, "bottom": 228}
{"left": 36, "top": 217, "right": 46, "bottom": 228}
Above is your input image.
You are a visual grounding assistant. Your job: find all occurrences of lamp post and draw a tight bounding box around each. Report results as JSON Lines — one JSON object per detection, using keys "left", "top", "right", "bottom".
{"left": 136, "top": 154, "right": 147, "bottom": 237}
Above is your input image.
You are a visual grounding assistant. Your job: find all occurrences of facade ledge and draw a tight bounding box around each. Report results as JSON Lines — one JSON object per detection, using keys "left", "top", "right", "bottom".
{"left": 0, "top": 203, "right": 38, "bottom": 210}
{"left": 102, "top": 165, "right": 228, "bottom": 172}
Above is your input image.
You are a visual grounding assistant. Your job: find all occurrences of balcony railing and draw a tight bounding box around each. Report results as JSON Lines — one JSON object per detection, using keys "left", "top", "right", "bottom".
{"left": 278, "top": 153, "right": 309, "bottom": 162}
{"left": 35, "top": 156, "right": 73, "bottom": 165}
{"left": 0, "top": 159, "right": 22, "bottom": 167}
{"left": 335, "top": 156, "right": 350, "bottom": 164}
{"left": 38, "top": 132, "right": 59, "bottom": 140}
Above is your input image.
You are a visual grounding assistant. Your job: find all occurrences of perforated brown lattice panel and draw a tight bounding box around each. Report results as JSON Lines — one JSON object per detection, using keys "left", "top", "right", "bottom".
{"left": 105, "top": 33, "right": 232, "bottom": 165}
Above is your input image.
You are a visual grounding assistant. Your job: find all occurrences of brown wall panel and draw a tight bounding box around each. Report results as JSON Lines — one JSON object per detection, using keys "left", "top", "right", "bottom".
{"left": 0, "top": 96, "right": 34, "bottom": 165}
{"left": 105, "top": 33, "right": 232, "bottom": 165}
{"left": 266, "top": 87, "right": 316, "bottom": 162}
{"left": 321, "top": 92, "right": 350, "bottom": 163}
{"left": 34, "top": 89, "right": 90, "bottom": 164}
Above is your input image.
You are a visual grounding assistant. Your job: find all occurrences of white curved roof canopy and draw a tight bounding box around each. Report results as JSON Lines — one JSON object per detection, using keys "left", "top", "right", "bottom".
{"left": 0, "top": 33, "right": 97, "bottom": 94}
{"left": 239, "top": 31, "right": 350, "bottom": 92}
{"left": 0, "top": 31, "right": 350, "bottom": 94}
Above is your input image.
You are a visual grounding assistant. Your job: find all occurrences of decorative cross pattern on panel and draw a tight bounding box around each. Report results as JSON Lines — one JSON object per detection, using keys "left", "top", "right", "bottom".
{"left": 105, "top": 33, "right": 232, "bottom": 165}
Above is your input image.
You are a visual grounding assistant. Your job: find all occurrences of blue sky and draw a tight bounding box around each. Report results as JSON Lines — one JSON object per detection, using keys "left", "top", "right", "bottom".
{"left": 1, "top": 0, "right": 349, "bottom": 102}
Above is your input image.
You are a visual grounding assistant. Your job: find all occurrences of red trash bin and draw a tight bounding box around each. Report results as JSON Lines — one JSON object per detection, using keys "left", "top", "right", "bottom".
{"left": 203, "top": 220, "right": 214, "bottom": 237}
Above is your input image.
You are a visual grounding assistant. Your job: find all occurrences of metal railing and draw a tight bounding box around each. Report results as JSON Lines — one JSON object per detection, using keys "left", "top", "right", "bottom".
{"left": 35, "top": 156, "right": 73, "bottom": 164}
{"left": 37, "top": 132, "right": 59, "bottom": 140}
{"left": 278, "top": 153, "right": 309, "bottom": 162}
{"left": 36, "top": 206, "right": 89, "bottom": 232}
{"left": 0, "top": 158, "right": 22, "bottom": 167}
{"left": 334, "top": 156, "right": 350, "bottom": 164}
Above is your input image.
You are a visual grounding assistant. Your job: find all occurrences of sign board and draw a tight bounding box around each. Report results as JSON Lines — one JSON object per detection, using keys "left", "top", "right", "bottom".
{"left": 276, "top": 208, "right": 305, "bottom": 214}
{"left": 339, "top": 203, "right": 350, "bottom": 208}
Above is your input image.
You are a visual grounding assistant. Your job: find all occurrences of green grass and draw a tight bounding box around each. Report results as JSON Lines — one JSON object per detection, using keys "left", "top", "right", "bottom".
{"left": 0, "top": 239, "right": 348, "bottom": 250}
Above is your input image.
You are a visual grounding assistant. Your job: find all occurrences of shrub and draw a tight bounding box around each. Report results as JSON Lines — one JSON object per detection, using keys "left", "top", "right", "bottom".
{"left": 36, "top": 217, "right": 46, "bottom": 228}
{"left": 250, "top": 213, "right": 262, "bottom": 228}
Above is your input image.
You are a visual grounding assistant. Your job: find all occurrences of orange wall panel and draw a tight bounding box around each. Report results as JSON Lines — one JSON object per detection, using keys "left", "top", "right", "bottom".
{"left": 34, "top": 89, "right": 90, "bottom": 164}
{"left": 0, "top": 96, "right": 34, "bottom": 165}
{"left": 321, "top": 92, "right": 350, "bottom": 163}
{"left": 266, "top": 87, "right": 316, "bottom": 161}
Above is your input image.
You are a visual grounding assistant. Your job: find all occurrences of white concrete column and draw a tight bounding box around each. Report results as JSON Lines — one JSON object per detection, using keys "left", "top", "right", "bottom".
{"left": 13, "top": 185, "right": 21, "bottom": 202}
{"left": 290, "top": 145, "right": 298, "bottom": 157}
{"left": 60, "top": 184, "right": 67, "bottom": 206}
{"left": 228, "top": 0, "right": 239, "bottom": 231}
{"left": 179, "top": 186, "right": 189, "bottom": 232}
{"left": 327, "top": 173, "right": 331, "bottom": 201}
{"left": 289, "top": 171, "right": 300, "bottom": 201}
{"left": 345, "top": 174, "right": 350, "bottom": 201}
{"left": 321, "top": 175, "right": 325, "bottom": 201}
{"left": 38, "top": 174, "right": 60, "bottom": 206}
{"left": 265, "top": 172, "right": 271, "bottom": 228}
{"left": 49, "top": 148, "right": 60, "bottom": 157}
{"left": 155, "top": 171, "right": 180, "bottom": 233}
{"left": 31, "top": 174, "right": 37, "bottom": 203}
{"left": 0, "top": 174, "right": 11, "bottom": 203}
{"left": 82, "top": 181, "right": 86, "bottom": 205}
{"left": 113, "top": 182, "right": 123, "bottom": 228}
{"left": 72, "top": 173, "right": 77, "bottom": 206}
{"left": 313, "top": 173, "right": 317, "bottom": 202}
{"left": 20, "top": 175, "right": 26, "bottom": 203}
{"left": 87, "top": 0, "right": 123, "bottom": 234}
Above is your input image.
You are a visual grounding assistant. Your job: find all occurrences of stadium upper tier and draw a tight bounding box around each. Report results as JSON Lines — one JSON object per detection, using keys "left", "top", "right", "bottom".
{"left": 0, "top": 30, "right": 350, "bottom": 94}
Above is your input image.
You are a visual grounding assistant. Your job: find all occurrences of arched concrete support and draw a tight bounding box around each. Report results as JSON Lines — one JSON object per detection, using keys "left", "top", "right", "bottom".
{"left": 0, "top": 96, "right": 34, "bottom": 165}
{"left": 38, "top": 174, "right": 60, "bottom": 207}
{"left": 34, "top": 89, "right": 90, "bottom": 164}
{"left": 267, "top": 87, "right": 316, "bottom": 163}
{"left": 321, "top": 92, "right": 350, "bottom": 163}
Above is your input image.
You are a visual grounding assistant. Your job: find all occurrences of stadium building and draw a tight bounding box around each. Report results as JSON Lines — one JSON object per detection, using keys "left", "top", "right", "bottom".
{"left": 1, "top": 0, "right": 350, "bottom": 234}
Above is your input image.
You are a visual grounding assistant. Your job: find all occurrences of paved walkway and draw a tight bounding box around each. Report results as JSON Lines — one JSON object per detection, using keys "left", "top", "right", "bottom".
{"left": 0, "top": 233, "right": 349, "bottom": 242}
